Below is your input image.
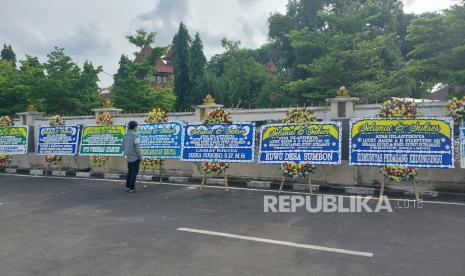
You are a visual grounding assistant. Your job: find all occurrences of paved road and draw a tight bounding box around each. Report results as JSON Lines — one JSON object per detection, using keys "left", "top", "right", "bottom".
{"left": 1, "top": 174, "right": 465, "bottom": 276}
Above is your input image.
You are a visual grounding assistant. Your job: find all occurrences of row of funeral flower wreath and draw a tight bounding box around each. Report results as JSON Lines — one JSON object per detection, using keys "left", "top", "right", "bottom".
{"left": 89, "top": 113, "right": 113, "bottom": 168}
{"left": 0, "top": 116, "right": 13, "bottom": 166}
{"left": 199, "top": 108, "right": 232, "bottom": 174}
{"left": 1, "top": 98, "right": 460, "bottom": 181}
{"left": 281, "top": 108, "right": 317, "bottom": 177}
{"left": 141, "top": 108, "right": 168, "bottom": 171}
{"left": 379, "top": 98, "right": 418, "bottom": 181}
{"left": 44, "top": 115, "right": 65, "bottom": 167}
{"left": 0, "top": 108, "right": 332, "bottom": 178}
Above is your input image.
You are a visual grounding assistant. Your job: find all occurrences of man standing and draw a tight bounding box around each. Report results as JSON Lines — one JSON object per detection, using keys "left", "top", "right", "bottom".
{"left": 123, "top": 121, "right": 142, "bottom": 192}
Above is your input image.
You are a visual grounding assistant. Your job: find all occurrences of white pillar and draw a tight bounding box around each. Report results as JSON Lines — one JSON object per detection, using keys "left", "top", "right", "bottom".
{"left": 326, "top": 97, "right": 359, "bottom": 119}
{"left": 194, "top": 104, "right": 224, "bottom": 121}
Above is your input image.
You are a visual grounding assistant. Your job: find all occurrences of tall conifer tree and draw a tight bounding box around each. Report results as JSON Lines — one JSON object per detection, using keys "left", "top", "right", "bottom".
{"left": 189, "top": 33, "right": 207, "bottom": 105}
{"left": 172, "top": 22, "right": 191, "bottom": 110}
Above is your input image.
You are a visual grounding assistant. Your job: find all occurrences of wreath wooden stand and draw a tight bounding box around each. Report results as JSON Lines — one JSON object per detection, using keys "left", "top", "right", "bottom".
{"left": 199, "top": 169, "right": 229, "bottom": 192}
{"left": 379, "top": 173, "right": 420, "bottom": 203}
{"left": 139, "top": 163, "right": 163, "bottom": 186}
{"left": 3, "top": 157, "right": 13, "bottom": 174}
{"left": 45, "top": 162, "right": 62, "bottom": 176}
{"left": 104, "top": 161, "right": 108, "bottom": 178}
{"left": 1, "top": 163, "right": 12, "bottom": 174}
{"left": 278, "top": 174, "right": 313, "bottom": 194}
{"left": 90, "top": 159, "right": 109, "bottom": 178}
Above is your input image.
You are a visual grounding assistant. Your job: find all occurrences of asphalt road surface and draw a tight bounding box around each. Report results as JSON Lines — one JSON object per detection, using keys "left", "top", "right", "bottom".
{"left": 1, "top": 174, "right": 465, "bottom": 276}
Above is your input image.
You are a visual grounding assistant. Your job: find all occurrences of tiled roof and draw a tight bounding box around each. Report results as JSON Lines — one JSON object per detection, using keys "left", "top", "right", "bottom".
{"left": 133, "top": 45, "right": 173, "bottom": 74}
{"left": 99, "top": 90, "right": 113, "bottom": 100}
{"left": 425, "top": 85, "right": 465, "bottom": 101}
{"left": 133, "top": 45, "right": 152, "bottom": 64}
{"left": 156, "top": 59, "right": 173, "bottom": 74}
{"left": 267, "top": 58, "right": 277, "bottom": 72}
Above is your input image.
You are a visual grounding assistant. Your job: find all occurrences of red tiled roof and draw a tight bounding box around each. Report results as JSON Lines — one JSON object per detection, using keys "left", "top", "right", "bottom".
{"left": 156, "top": 60, "right": 173, "bottom": 74}
{"left": 133, "top": 45, "right": 173, "bottom": 74}
{"left": 99, "top": 91, "right": 113, "bottom": 100}
{"left": 425, "top": 85, "right": 465, "bottom": 101}
{"left": 267, "top": 58, "right": 277, "bottom": 72}
{"left": 425, "top": 87, "right": 450, "bottom": 101}
{"left": 133, "top": 45, "right": 152, "bottom": 64}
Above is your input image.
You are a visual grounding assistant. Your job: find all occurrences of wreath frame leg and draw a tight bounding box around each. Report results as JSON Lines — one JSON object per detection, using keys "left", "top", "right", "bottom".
{"left": 379, "top": 173, "right": 421, "bottom": 203}
{"left": 412, "top": 178, "right": 420, "bottom": 202}
{"left": 1, "top": 155, "right": 12, "bottom": 173}
{"left": 73, "top": 156, "right": 79, "bottom": 170}
{"left": 379, "top": 175, "right": 385, "bottom": 200}
{"left": 307, "top": 175, "right": 313, "bottom": 195}
{"left": 224, "top": 172, "right": 229, "bottom": 192}
{"left": 45, "top": 164, "right": 50, "bottom": 176}
{"left": 139, "top": 166, "right": 146, "bottom": 187}
{"left": 104, "top": 161, "right": 109, "bottom": 179}
{"left": 278, "top": 176, "right": 285, "bottom": 193}
{"left": 200, "top": 170, "right": 206, "bottom": 191}
{"left": 199, "top": 169, "right": 229, "bottom": 192}
{"left": 278, "top": 175, "right": 314, "bottom": 194}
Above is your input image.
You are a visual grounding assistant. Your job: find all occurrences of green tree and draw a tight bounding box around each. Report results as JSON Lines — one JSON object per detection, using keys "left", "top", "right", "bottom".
{"left": 268, "top": 0, "right": 326, "bottom": 76}
{"left": 204, "top": 38, "right": 287, "bottom": 108}
{"left": 280, "top": 0, "right": 413, "bottom": 103}
{"left": 113, "top": 57, "right": 176, "bottom": 112}
{"left": 1, "top": 47, "right": 102, "bottom": 116}
{"left": 113, "top": 32, "right": 176, "bottom": 112}
{"left": 172, "top": 22, "right": 191, "bottom": 111}
{"left": 114, "top": 55, "right": 131, "bottom": 81}
{"left": 0, "top": 60, "right": 25, "bottom": 115}
{"left": 254, "top": 72, "right": 295, "bottom": 108}
{"left": 112, "top": 55, "right": 151, "bottom": 112}
{"left": 18, "top": 55, "right": 46, "bottom": 110}
{"left": 126, "top": 28, "right": 167, "bottom": 67}
{"left": 126, "top": 28, "right": 156, "bottom": 48}
{"left": 1, "top": 44, "right": 16, "bottom": 67}
{"left": 42, "top": 47, "right": 102, "bottom": 115}
{"left": 405, "top": 4, "right": 465, "bottom": 87}
{"left": 189, "top": 33, "right": 207, "bottom": 105}
{"left": 151, "top": 87, "right": 177, "bottom": 111}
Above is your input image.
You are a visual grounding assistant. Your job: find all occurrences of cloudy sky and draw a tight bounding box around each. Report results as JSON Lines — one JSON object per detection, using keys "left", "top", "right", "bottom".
{"left": 0, "top": 0, "right": 459, "bottom": 87}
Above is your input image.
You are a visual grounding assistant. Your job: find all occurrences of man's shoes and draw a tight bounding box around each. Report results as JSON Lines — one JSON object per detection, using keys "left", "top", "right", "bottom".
{"left": 128, "top": 189, "right": 135, "bottom": 193}
{"left": 126, "top": 188, "right": 131, "bottom": 191}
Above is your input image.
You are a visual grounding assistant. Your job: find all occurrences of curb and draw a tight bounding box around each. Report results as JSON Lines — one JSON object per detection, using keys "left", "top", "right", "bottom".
{"left": 1, "top": 167, "right": 465, "bottom": 201}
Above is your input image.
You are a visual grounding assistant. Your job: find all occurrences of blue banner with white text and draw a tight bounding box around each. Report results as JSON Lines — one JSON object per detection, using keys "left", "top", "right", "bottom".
{"left": 258, "top": 122, "right": 342, "bottom": 164}
{"left": 349, "top": 118, "right": 454, "bottom": 168}
{"left": 182, "top": 122, "right": 255, "bottom": 162}
{"left": 37, "top": 125, "right": 81, "bottom": 155}
{"left": 138, "top": 122, "right": 184, "bottom": 158}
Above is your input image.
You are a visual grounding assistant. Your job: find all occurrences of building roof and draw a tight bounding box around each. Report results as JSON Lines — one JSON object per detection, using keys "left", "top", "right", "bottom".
{"left": 99, "top": 88, "right": 113, "bottom": 100}
{"left": 424, "top": 85, "right": 465, "bottom": 101}
{"left": 393, "top": 97, "right": 437, "bottom": 103}
{"left": 133, "top": 45, "right": 152, "bottom": 64}
{"left": 266, "top": 58, "right": 277, "bottom": 72}
{"left": 133, "top": 45, "right": 173, "bottom": 75}
{"left": 156, "top": 59, "right": 173, "bottom": 74}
